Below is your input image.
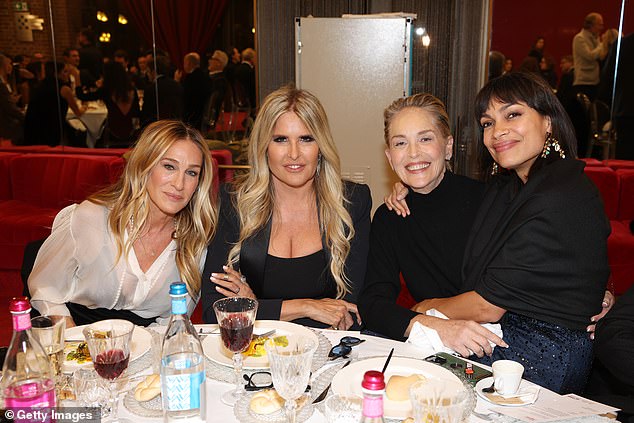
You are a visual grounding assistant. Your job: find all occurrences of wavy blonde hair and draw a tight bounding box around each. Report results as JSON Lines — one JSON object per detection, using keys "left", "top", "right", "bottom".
{"left": 227, "top": 86, "right": 354, "bottom": 298}
{"left": 89, "top": 120, "right": 217, "bottom": 298}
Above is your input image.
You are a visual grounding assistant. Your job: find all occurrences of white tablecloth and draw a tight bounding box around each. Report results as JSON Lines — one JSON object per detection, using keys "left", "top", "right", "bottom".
{"left": 111, "top": 327, "right": 615, "bottom": 423}
{"left": 67, "top": 101, "right": 107, "bottom": 148}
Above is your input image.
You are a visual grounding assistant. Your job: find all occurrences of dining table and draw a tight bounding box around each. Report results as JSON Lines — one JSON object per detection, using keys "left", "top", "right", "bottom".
{"left": 62, "top": 325, "right": 619, "bottom": 423}
{"left": 66, "top": 100, "right": 108, "bottom": 148}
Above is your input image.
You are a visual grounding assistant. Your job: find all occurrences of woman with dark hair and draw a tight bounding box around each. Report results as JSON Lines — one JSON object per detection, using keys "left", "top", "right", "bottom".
{"left": 101, "top": 61, "right": 140, "bottom": 145}
{"left": 24, "top": 61, "right": 86, "bottom": 145}
{"left": 528, "top": 36, "right": 545, "bottom": 62}
{"left": 413, "top": 72, "right": 610, "bottom": 393}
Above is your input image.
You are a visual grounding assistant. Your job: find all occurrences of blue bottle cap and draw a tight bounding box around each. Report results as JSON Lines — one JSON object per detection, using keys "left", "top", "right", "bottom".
{"left": 169, "top": 282, "right": 187, "bottom": 296}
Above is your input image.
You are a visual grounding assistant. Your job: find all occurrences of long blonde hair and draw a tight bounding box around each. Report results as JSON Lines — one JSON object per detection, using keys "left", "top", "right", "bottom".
{"left": 228, "top": 86, "right": 354, "bottom": 298}
{"left": 89, "top": 120, "right": 217, "bottom": 297}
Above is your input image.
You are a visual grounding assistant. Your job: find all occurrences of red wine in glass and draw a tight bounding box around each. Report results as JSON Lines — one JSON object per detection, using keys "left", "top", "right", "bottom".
{"left": 93, "top": 349, "right": 130, "bottom": 380}
{"left": 220, "top": 314, "right": 254, "bottom": 352}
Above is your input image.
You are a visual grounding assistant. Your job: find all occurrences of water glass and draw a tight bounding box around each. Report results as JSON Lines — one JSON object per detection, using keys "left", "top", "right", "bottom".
{"left": 325, "top": 394, "right": 363, "bottom": 423}
{"left": 409, "top": 379, "right": 471, "bottom": 423}
{"left": 265, "top": 336, "right": 316, "bottom": 423}
{"left": 73, "top": 367, "right": 110, "bottom": 417}
{"left": 31, "top": 315, "right": 66, "bottom": 378}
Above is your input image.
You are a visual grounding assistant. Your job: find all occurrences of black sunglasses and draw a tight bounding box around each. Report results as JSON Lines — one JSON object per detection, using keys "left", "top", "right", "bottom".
{"left": 328, "top": 336, "right": 365, "bottom": 359}
{"left": 244, "top": 371, "right": 312, "bottom": 392}
{"left": 243, "top": 371, "right": 273, "bottom": 391}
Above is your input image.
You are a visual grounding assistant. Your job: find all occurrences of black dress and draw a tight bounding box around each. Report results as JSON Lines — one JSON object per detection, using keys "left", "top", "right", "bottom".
{"left": 464, "top": 159, "right": 610, "bottom": 394}
{"left": 358, "top": 172, "right": 484, "bottom": 340}
{"left": 201, "top": 182, "right": 371, "bottom": 328}
{"left": 24, "top": 78, "right": 70, "bottom": 146}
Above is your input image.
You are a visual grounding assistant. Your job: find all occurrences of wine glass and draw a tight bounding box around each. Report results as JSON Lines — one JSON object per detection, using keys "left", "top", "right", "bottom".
{"left": 265, "top": 336, "right": 317, "bottom": 423}
{"left": 83, "top": 319, "right": 134, "bottom": 422}
{"left": 213, "top": 297, "right": 258, "bottom": 406}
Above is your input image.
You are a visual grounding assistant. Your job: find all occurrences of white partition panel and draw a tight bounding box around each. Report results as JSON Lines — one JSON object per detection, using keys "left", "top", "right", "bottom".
{"left": 295, "top": 17, "right": 412, "bottom": 213}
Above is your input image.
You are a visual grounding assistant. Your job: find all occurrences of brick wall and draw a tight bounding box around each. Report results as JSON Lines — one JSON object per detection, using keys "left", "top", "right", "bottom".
{"left": 0, "top": 0, "right": 81, "bottom": 61}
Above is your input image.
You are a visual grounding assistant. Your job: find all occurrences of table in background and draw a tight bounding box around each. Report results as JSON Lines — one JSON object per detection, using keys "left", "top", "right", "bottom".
{"left": 67, "top": 101, "right": 107, "bottom": 148}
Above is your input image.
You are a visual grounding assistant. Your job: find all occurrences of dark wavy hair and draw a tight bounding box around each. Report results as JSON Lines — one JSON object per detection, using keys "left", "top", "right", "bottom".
{"left": 102, "top": 62, "right": 133, "bottom": 103}
{"left": 474, "top": 71, "right": 577, "bottom": 180}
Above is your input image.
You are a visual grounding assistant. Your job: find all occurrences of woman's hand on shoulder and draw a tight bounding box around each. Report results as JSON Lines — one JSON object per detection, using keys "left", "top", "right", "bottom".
{"left": 587, "top": 290, "right": 615, "bottom": 340}
{"left": 384, "top": 182, "right": 410, "bottom": 217}
{"left": 410, "top": 315, "right": 508, "bottom": 358}
{"left": 301, "top": 298, "right": 361, "bottom": 330}
{"left": 211, "top": 265, "right": 256, "bottom": 300}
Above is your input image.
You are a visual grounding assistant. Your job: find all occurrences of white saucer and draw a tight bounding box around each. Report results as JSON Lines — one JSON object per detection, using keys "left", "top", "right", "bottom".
{"left": 475, "top": 377, "right": 540, "bottom": 407}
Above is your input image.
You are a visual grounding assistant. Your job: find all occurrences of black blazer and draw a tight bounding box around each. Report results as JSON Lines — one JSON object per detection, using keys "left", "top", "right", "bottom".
{"left": 201, "top": 181, "right": 371, "bottom": 327}
{"left": 182, "top": 67, "right": 211, "bottom": 129}
{"left": 141, "top": 75, "right": 184, "bottom": 126}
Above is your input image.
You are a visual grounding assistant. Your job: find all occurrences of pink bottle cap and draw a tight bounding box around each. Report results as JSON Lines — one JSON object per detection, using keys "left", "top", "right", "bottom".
{"left": 9, "top": 297, "right": 31, "bottom": 313}
{"left": 362, "top": 370, "right": 385, "bottom": 390}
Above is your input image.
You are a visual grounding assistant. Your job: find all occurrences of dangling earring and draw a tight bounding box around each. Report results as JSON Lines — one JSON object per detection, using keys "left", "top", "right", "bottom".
{"left": 541, "top": 132, "right": 566, "bottom": 159}
{"left": 491, "top": 162, "right": 499, "bottom": 175}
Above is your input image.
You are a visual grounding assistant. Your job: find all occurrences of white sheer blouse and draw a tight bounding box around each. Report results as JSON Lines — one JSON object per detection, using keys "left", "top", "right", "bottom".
{"left": 28, "top": 201, "right": 201, "bottom": 325}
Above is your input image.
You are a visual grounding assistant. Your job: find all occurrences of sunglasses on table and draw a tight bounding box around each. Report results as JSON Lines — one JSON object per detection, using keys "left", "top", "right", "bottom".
{"left": 328, "top": 336, "right": 365, "bottom": 359}
{"left": 243, "top": 371, "right": 312, "bottom": 392}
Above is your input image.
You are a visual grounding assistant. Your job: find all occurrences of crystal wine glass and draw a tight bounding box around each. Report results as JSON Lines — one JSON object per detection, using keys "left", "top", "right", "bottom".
{"left": 213, "top": 297, "right": 258, "bottom": 406}
{"left": 83, "top": 319, "right": 134, "bottom": 422}
{"left": 265, "top": 336, "right": 317, "bottom": 423}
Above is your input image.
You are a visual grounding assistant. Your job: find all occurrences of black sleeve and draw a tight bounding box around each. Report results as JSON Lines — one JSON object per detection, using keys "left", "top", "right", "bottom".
{"left": 594, "top": 285, "right": 634, "bottom": 389}
{"left": 342, "top": 182, "right": 372, "bottom": 304}
{"left": 358, "top": 205, "right": 418, "bottom": 341}
{"left": 201, "top": 185, "right": 240, "bottom": 323}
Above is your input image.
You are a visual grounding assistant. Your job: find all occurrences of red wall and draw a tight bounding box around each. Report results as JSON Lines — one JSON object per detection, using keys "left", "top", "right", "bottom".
{"left": 491, "top": 0, "right": 633, "bottom": 80}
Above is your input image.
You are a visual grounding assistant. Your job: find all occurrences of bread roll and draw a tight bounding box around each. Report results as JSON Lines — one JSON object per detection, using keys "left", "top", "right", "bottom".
{"left": 249, "top": 389, "right": 285, "bottom": 414}
{"left": 386, "top": 374, "right": 427, "bottom": 401}
{"left": 134, "top": 374, "right": 161, "bottom": 402}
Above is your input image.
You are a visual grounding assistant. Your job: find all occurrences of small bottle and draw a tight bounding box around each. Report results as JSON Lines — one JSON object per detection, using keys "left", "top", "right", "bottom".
{"left": 1, "top": 297, "right": 56, "bottom": 409}
{"left": 360, "top": 370, "right": 386, "bottom": 422}
{"left": 160, "top": 282, "right": 206, "bottom": 422}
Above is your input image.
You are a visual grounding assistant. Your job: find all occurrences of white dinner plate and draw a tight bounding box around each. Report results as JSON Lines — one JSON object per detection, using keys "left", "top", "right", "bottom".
{"left": 475, "top": 376, "right": 540, "bottom": 407}
{"left": 202, "top": 320, "right": 319, "bottom": 370}
{"left": 62, "top": 325, "right": 152, "bottom": 373}
{"left": 330, "top": 356, "right": 463, "bottom": 420}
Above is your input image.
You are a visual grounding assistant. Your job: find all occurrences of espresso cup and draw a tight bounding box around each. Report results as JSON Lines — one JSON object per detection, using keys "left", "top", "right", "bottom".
{"left": 491, "top": 360, "right": 524, "bottom": 396}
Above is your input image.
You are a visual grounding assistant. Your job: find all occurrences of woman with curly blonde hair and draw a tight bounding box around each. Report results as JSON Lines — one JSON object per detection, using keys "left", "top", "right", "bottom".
{"left": 201, "top": 86, "right": 371, "bottom": 329}
{"left": 29, "top": 120, "right": 217, "bottom": 327}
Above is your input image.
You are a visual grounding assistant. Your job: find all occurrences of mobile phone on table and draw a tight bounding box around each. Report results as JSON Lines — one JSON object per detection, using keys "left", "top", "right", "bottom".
{"left": 424, "top": 352, "right": 492, "bottom": 385}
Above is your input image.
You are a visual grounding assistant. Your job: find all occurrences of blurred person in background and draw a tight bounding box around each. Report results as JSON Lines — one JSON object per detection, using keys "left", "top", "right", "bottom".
{"left": 0, "top": 54, "right": 24, "bottom": 144}
{"left": 24, "top": 61, "right": 86, "bottom": 146}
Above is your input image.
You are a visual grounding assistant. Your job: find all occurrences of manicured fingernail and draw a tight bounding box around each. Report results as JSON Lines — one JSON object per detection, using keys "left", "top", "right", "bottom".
{"left": 602, "top": 301, "right": 609, "bottom": 307}
{"left": 223, "top": 265, "right": 229, "bottom": 270}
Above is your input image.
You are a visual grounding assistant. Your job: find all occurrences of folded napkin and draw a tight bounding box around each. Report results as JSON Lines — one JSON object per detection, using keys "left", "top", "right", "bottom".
{"left": 406, "top": 309, "right": 503, "bottom": 355}
{"left": 483, "top": 386, "right": 540, "bottom": 406}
